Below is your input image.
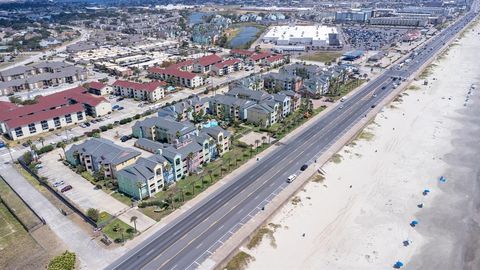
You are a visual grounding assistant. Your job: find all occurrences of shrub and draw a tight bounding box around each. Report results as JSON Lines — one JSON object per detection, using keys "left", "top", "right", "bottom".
{"left": 107, "top": 124, "right": 114, "bottom": 129}
{"left": 114, "top": 238, "right": 124, "bottom": 243}
{"left": 99, "top": 126, "right": 108, "bottom": 132}
{"left": 37, "top": 145, "right": 54, "bottom": 155}
{"left": 47, "top": 251, "right": 76, "bottom": 270}
{"left": 87, "top": 208, "right": 99, "bottom": 222}
{"left": 126, "top": 228, "right": 134, "bottom": 234}
{"left": 133, "top": 114, "right": 141, "bottom": 120}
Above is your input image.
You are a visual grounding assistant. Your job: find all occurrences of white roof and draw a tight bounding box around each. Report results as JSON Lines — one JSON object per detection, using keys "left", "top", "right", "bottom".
{"left": 263, "top": 25, "right": 337, "bottom": 43}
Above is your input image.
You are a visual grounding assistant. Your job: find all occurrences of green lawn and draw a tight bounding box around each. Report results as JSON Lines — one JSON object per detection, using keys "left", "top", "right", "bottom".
{"left": 325, "top": 79, "right": 366, "bottom": 100}
{"left": 96, "top": 211, "right": 112, "bottom": 227}
{"left": 110, "top": 191, "right": 133, "bottom": 206}
{"left": 102, "top": 218, "right": 135, "bottom": 243}
{"left": 0, "top": 177, "right": 42, "bottom": 229}
{"left": 299, "top": 51, "right": 342, "bottom": 63}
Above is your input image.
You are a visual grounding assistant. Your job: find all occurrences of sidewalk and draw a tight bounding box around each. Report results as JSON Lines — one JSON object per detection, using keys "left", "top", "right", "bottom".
{"left": 0, "top": 162, "right": 124, "bottom": 269}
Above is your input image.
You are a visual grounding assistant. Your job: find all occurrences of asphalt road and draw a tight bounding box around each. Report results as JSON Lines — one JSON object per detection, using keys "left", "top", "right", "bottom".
{"left": 108, "top": 9, "right": 478, "bottom": 270}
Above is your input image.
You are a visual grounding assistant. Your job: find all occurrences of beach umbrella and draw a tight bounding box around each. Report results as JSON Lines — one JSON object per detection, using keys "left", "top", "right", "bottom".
{"left": 410, "top": 220, "right": 419, "bottom": 227}
{"left": 417, "top": 203, "right": 424, "bottom": 208}
{"left": 439, "top": 176, "right": 447, "bottom": 183}
{"left": 403, "top": 240, "right": 410, "bottom": 247}
{"left": 422, "top": 189, "right": 430, "bottom": 196}
{"left": 393, "top": 261, "right": 404, "bottom": 269}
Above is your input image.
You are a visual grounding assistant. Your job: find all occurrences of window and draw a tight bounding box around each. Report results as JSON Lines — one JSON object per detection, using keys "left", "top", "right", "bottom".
{"left": 28, "top": 123, "right": 36, "bottom": 134}
{"left": 77, "top": 111, "right": 84, "bottom": 121}
{"left": 15, "top": 127, "right": 23, "bottom": 137}
{"left": 53, "top": 117, "right": 61, "bottom": 127}
{"left": 65, "top": 114, "right": 72, "bottom": 124}
{"left": 175, "top": 158, "right": 180, "bottom": 166}
{"left": 41, "top": 120, "right": 49, "bottom": 130}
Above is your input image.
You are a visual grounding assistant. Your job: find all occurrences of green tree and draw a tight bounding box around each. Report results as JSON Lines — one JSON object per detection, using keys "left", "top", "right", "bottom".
{"left": 86, "top": 208, "right": 99, "bottom": 222}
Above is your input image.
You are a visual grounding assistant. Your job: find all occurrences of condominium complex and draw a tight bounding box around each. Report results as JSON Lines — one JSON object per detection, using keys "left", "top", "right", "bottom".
{"left": 0, "top": 62, "right": 87, "bottom": 96}
{"left": 0, "top": 86, "right": 111, "bottom": 140}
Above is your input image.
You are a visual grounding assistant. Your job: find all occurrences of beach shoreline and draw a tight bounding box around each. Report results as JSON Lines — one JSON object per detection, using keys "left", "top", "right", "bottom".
{"left": 243, "top": 16, "right": 480, "bottom": 270}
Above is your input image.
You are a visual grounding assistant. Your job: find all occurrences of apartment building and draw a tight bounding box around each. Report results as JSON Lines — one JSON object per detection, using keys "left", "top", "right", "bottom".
{"left": 112, "top": 80, "right": 166, "bottom": 102}
{"left": 148, "top": 67, "right": 204, "bottom": 89}
{"left": 192, "top": 54, "right": 223, "bottom": 73}
{"left": 0, "top": 86, "right": 111, "bottom": 140}
{"left": 261, "top": 54, "right": 285, "bottom": 67}
{"left": 0, "top": 62, "right": 87, "bottom": 96}
{"left": 66, "top": 138, "right": 141, "bottom": 178}
{"left": 246, "top": 52, "right": 271, "bottom": 65}
{"left": 88, "top": 81, "right": 113, "bottom": 96}
{"left": 211, "top": 58, "right": 243, "bottom": 76}
{"left": 132, "top": 116, "right": 198, "bottom": 143}
{"left": 117, "top": 155, "right": 166, "bottom": 200}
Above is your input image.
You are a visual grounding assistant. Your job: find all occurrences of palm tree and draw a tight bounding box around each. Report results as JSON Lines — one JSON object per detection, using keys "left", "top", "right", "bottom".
{"left": 136, "top": 182, "right": 143, "bottom": 201}
{"left": 261, "top": 136, "right": 267, "bottom": 145}
{"left": 254, "top": 139, "right": 261, "bottom": 152}
{"left": 5, "top": 142, "right": 14, "bottom": 163}
{"left": 164, "top": 163, "right": 171, "bottom": 183}
{"left": 130, "top": 216, "right": 138, "bottom": 233}
{"left": 57, "top": 141, "right": 66, "bottom": 159}
{"left": 38, "top": 136, "right": 45, "bottom": 147}
{"left": 187, "top": 152, "right": 194, "bottom": 173}
{"left": 249, "top": 144, "right": 254, "bottom": 157}
{"left": 207, "top": 169, "right": 214, "bottom": 183}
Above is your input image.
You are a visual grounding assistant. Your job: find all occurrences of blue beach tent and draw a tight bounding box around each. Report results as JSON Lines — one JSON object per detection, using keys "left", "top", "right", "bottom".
{"left": 393, "top": 261, "right": 404, "bottom": 268}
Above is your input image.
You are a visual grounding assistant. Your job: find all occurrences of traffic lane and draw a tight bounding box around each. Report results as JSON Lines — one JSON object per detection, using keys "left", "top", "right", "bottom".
{"left": 150, "top": 91, "right": 379, "bottom": 269}
{"left": 111, "top": 72, "right": 394, "bottom": 270}
{"left": 156, "top": 82, "right": 387, "bottom": 270}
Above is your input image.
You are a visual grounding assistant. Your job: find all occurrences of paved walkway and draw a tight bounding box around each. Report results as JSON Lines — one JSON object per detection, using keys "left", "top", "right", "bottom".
{"left": 0, "top": 162, "right": 123, "bottom": 269}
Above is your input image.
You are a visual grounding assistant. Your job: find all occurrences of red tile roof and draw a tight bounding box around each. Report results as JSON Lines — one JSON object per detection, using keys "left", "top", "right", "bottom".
{"left": 112, "top": 80, "right": 166, "bottom": 92}
{"left": 88, "top": 81, "right": 106, "bottom": 90}
{"left": 265, "top": 54, "right": 284, "bottom": 63}
{"left": 249, "top": 52, "right": 271, "bottom": 61}
{"left": 0, "top": 86, "right": 109, "bottom": 128}
{"left": 167, "top": 59, "right": 194, "bottom": 70}
{"left": 230, "top": 49, "right": 255, "bottom": 56}
{"left": 196, "top": 54, "right": 223, "bottom": 67}
{"left": 148, "top": 67, "right": 198, "bottom": 80}
{"left": 214, "top": 58, "right": 242, "bottom": 69}
{"left": 5, "top": 103, "right": 84, "bottom": 129}
{"left": 0, "top": 101, "right": 18, "bottom": 113}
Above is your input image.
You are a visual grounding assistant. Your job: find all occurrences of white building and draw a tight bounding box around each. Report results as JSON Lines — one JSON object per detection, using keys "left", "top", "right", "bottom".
{"left": 262, "top": 25, "right": 340, "bottom": 47}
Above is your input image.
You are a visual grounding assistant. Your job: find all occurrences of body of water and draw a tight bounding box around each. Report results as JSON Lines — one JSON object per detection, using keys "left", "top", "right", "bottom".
{"left": 188, "top": 12, "right": 209, "bottom": 25}
{"left": 229, "top": 26, "right": 260, "bottom": 49}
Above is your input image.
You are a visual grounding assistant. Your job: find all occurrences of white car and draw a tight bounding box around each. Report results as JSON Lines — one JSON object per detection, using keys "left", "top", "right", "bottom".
{"left": 287, "top": 174, "right": 297, "bottom": 183}
{"left": 53, "top": 180, "right": 64, "bottom": 187}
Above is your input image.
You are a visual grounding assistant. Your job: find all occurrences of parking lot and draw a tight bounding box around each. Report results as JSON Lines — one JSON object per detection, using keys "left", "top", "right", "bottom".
{"left": 38, "top": 148, "right": 155, "bottom": 232}
{"left": 343, "top": 26, "right": 408, "bottom": 50}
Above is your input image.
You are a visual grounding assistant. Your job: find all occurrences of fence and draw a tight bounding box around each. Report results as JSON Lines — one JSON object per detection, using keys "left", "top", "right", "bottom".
{"left": 17, "top": 158, "right": 98, "bottom": 228}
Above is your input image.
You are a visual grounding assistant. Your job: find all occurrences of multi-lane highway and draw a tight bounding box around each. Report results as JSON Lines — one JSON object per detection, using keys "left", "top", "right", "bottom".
{"left": 108, "top": 8, "right": 478, "bottom": 270}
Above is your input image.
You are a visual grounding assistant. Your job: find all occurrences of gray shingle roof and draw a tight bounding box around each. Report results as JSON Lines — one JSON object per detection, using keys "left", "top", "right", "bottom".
{"left": 67, "top": 138, "right": 141, "bottom": 166}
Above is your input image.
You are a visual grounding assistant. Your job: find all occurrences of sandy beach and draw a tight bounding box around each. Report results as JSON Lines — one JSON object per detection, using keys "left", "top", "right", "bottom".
{"left": 243, "top": 20, "right": 480, "bottom": 270}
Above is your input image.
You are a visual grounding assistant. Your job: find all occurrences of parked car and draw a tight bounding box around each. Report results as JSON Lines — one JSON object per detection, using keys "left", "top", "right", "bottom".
{"left": 112, "top": 104, "right": 120, "bottom": 110}
{"left": 53, "top": 180, "right": 64, "bottom": 187}
{"left": 80, "top": 123, "right": 87, "bottom": 128}
{"left": 120, "top": 135, "right": 132, "bottom": 142}
{"left": 0, "top": 140, "right": 4, "bottom": 148}
{"left": 287, "top": 174, "right": 297, "bottom": 183}
{"left": 61, "top": 185, "right": 73, "bottom": 193}
{"left": 84, "top": 122, "right": 91, "bottom": 127}
{"left": 116, "top": 97, "right": 124, "bottom": 102}
{"left": 371, "top": 104, "right": 377, "bottom": 108}
{"left": 300, "top": 164, "right": 308, "bottom": 171}
{"left": 117, "top": 106, "right": 125, "bottom": 111}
